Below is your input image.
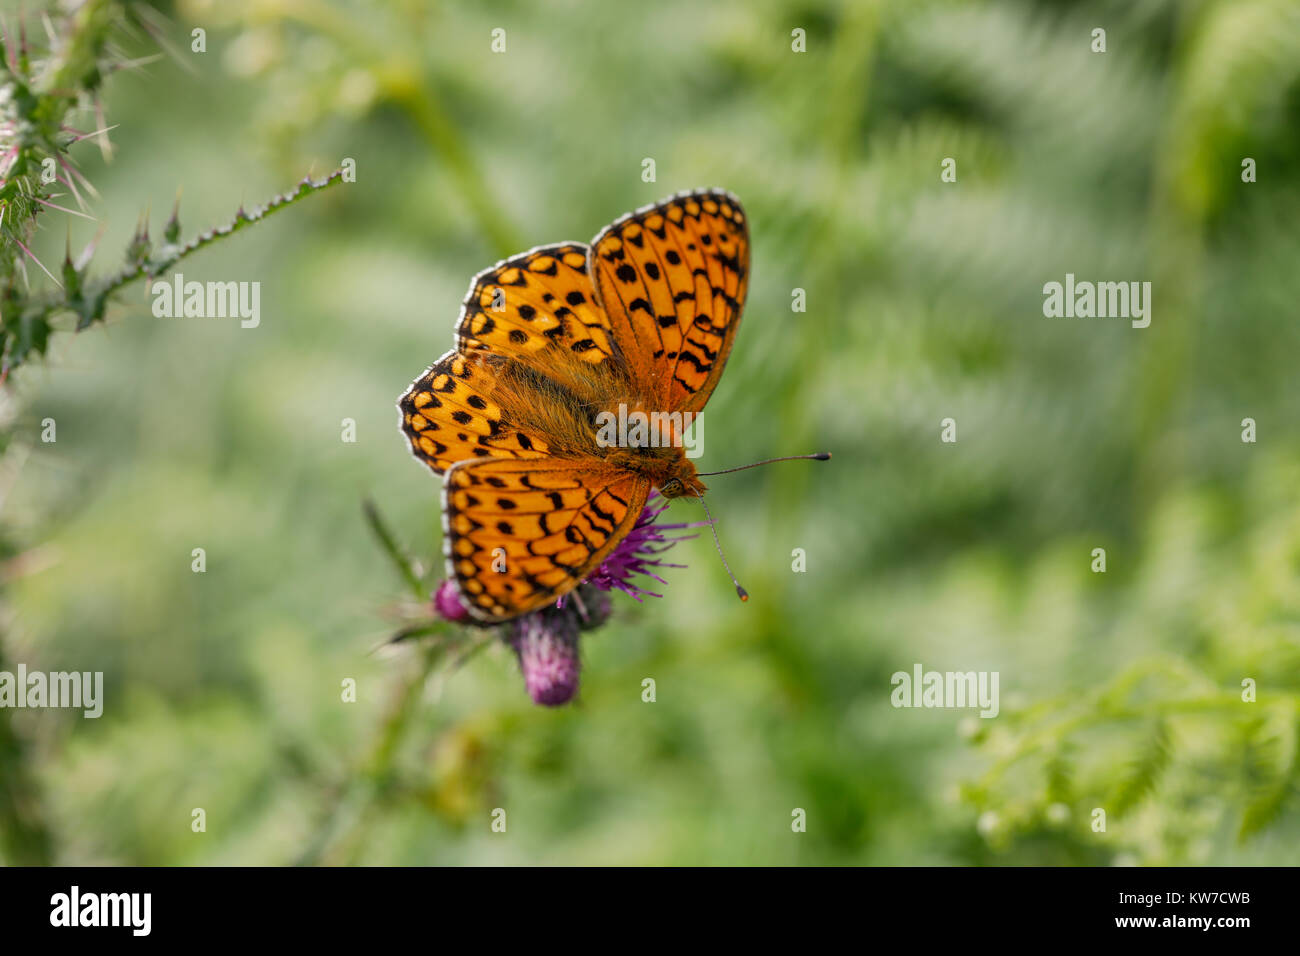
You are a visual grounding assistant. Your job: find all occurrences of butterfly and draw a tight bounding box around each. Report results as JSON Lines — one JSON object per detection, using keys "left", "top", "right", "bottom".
{"left": 398, "top": 188, "right": 749, "bottom": 622}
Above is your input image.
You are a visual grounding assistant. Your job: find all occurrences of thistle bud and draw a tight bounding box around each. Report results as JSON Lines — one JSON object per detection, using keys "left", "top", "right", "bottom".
{"left": 508, "top": 607, "right": 581, "bottom": 707}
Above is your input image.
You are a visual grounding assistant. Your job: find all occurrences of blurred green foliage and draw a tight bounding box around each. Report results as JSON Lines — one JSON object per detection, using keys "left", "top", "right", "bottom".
{"left": 1, "top": 0, "right": 1298, "bottom": 865}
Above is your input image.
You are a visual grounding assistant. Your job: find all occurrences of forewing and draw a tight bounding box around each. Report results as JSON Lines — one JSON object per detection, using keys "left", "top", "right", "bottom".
{"left": 588, "top": 188, "right": 749, "bottom": 412}
{"left": 457, "top": 243, "right": 618, "bottom": 368}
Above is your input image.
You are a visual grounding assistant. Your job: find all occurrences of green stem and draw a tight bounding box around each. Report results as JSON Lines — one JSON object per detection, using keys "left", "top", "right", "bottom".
{"left": 295, "top": 639, "right": 444, "bottom": 866}
{"left": 388, "top": 85, "right": 522, "bottom": 258}
{"left": 362, "top": 497, "right": 426, "bottom": 601}
{"left": 254, "top": 0, "right": 522, "bottom": 257}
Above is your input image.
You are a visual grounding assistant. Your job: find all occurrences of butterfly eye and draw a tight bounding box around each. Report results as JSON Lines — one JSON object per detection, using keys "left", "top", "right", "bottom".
{"left": 661, "top": 478, "right": 683, "bottom": 498}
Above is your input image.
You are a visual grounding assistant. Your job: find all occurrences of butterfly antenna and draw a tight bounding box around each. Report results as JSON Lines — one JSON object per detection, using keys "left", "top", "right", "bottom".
{"left": 698, "top": 452, "right": 831, "bottom": 477}
{"left": 694, "top": 492, "right": 748, "bottom": 603}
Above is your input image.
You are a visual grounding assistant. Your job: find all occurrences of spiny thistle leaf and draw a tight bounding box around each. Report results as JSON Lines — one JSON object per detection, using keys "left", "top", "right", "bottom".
{"left": 62, "top": 169, "right": 345, "bottom": 333}
{"left": 0, "top": 1, "right": 344, "bottom": 376}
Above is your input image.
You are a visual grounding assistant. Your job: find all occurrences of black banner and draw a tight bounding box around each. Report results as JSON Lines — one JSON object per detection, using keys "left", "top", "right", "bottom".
{"left": 0, "top": 866, "right": 1280, "bottom": 941}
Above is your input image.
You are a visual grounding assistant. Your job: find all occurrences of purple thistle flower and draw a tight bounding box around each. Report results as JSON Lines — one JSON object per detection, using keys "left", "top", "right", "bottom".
{"left": 579, "top": 495, "right": 702, "bottom": 601}
{"left": 432, "top": 579, "right": 471, "bottom": 623}
{"left": 508, "top": 605, "right": 582, "bottom": 706}
{"left": 430, "top": 496, "right": 699, "bottom": 706}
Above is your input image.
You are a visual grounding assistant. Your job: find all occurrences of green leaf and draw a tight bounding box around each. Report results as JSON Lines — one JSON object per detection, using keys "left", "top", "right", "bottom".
{"left": 1238, "top": 708, "right": 1299, "bottom": 841}
{"left": 1110, "top": 720, "right": 1172, "bottom": 819}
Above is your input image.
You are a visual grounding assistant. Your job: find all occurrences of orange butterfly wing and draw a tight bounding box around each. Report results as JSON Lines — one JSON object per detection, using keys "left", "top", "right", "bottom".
{"left": 398, "top": 242, "right": 625, "bottom": 476}
{"left": 455, "top": 242, "right": 619, "bottom": 369}
{"left": 399, "top": 189, "right": 748, "bottom": 621}
{"left": 589, "top": 188, "right": 749, "bottom": 413}
{"left": 443, "top": 457, "right": 651, "bottom": 620}
{"left": 398, "top": 350, "right": 553, "bottom": 475}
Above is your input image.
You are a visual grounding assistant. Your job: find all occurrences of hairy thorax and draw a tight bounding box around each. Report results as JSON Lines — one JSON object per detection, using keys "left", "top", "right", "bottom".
{"left": 603, "top": 445, "right": 706, "bottom": 498}
{"left": 487, "top": 356, "right": 708, "bottom": 497}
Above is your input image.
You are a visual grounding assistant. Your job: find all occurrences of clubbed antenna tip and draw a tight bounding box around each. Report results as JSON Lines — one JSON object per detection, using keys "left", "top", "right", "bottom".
{"left": 698, "top": 452, "right": 832, "bottom": 477}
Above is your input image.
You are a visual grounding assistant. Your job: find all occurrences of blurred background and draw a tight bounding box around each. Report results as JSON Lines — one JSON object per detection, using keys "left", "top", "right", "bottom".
{"left": 2, "top": 0, "right": 1299, "bottom": 865}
